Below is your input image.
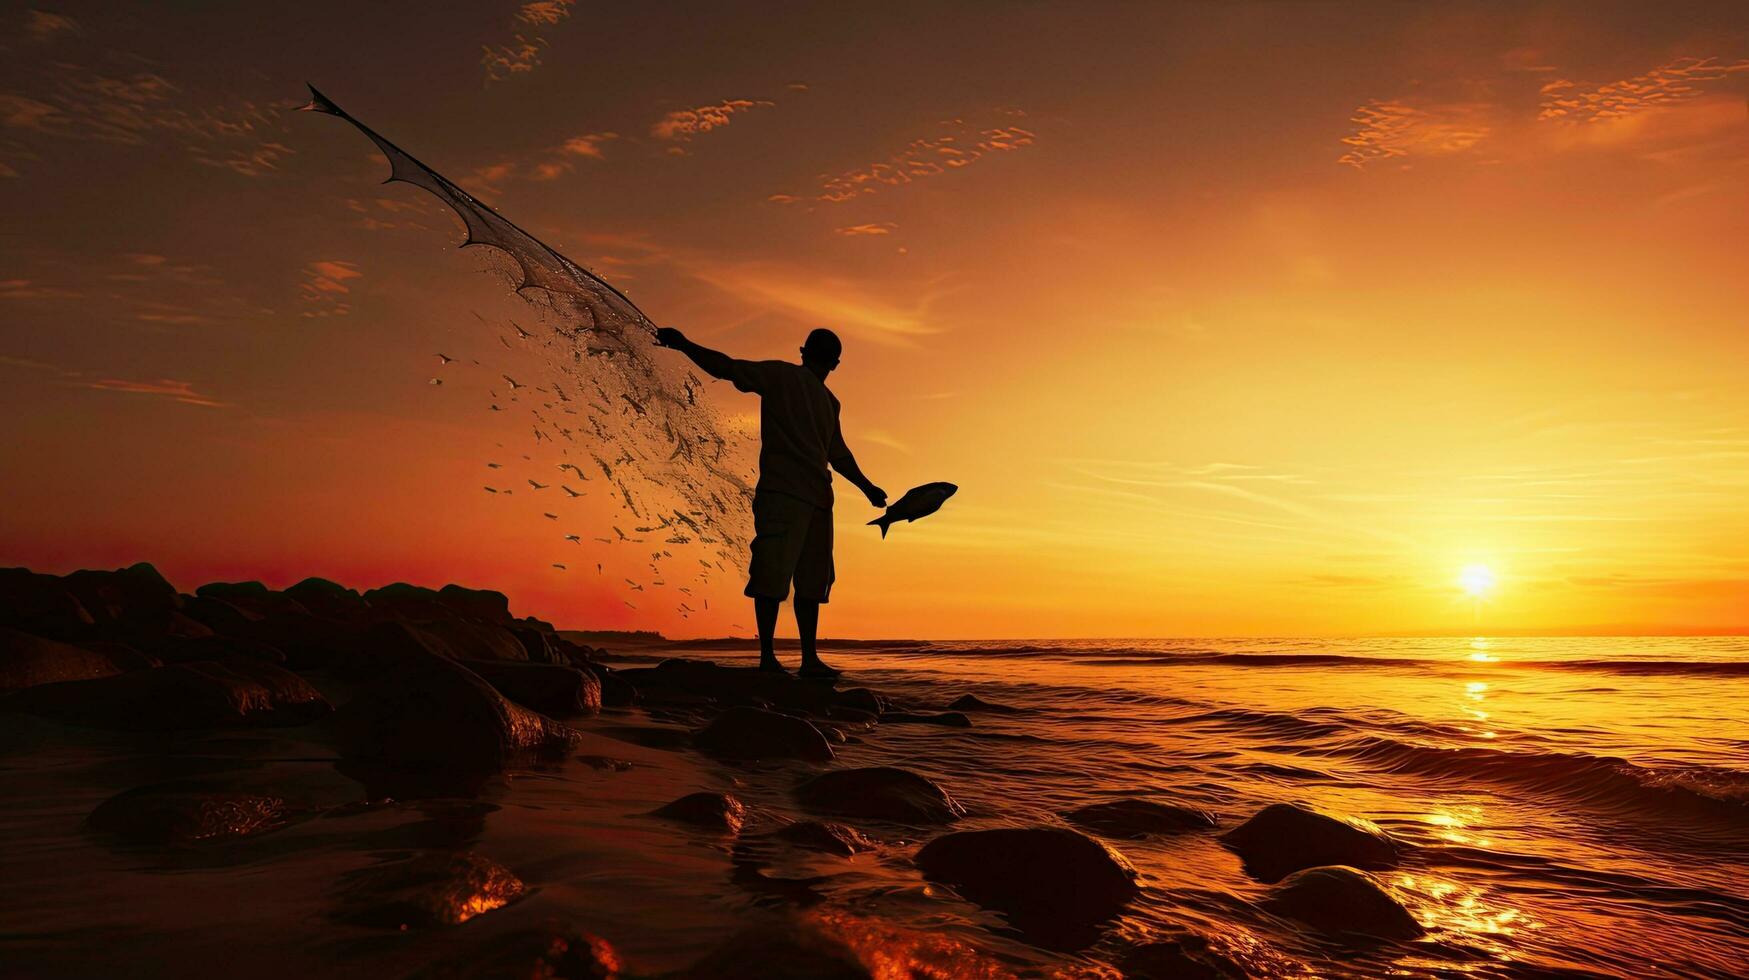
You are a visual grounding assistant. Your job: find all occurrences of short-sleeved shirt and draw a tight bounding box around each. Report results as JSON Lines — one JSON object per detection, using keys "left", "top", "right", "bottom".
{"left": 725, "top": 359, "right": 849, "bottom": 508}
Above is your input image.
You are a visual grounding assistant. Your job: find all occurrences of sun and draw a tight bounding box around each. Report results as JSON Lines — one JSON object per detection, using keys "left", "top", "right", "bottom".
{"left": 1458, "top": 564, "right": 1497, "bottom": 598}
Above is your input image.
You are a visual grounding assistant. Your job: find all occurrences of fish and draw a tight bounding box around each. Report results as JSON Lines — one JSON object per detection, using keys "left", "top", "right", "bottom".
{"left": 868, "top": 481, "right": 958, "bottom": 538}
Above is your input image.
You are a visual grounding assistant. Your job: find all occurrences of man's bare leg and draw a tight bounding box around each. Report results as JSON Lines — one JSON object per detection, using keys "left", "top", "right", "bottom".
{"left": 755, "top": 597, "right": 785, "bottom": 672}
{"left": 795, "top": 599, "right": 839, "bottom": 677}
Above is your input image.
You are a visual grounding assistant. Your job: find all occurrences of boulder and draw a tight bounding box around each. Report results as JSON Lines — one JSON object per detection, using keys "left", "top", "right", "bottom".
{"left": 462, "top": 659, "right": 601, "bottom": 716}
{"left": 949, "top": 694, "right": 1020, "bottom": 714}
{"left": 194, "top": 580, "right": 272, "bottom": 601}
{"left": 915, "top": 826, "right": 1139, "bottom": 947}
{"left": 833, "top": 688, "right": 883, "bottom": 715}
{"left": 1265, "top": 866, "right": 1423, "bottom": 941}
{"left": 412, "top": 926, "right": 622, "bottom": 979}
{"left": 0, "top": 567, "right": 96, "bottom": 638}
{"left": 695, "top": 706, "right": 835, "bottom": 763}
{"left": 335, "top": 851, "right": 526, "bottom": 928}
{"left": 617, "top": 659, "right": 837, "bottom": 714}
{"left": 333, "top": 647, "right": 577, "bottom": 770}
{"left": 794, "top": 767, "right": 965, "bottom": 824}
{"left": 231, "top": 609, "right": 360, "bottom": 669}
{"left": 774, "top": 820, "right": 878, "bottom": 856}
{"left": 881, "top": 711, "right": 971, "bottom": 728}
{"left": 179, "top": 595, "right": 262, "bottom": 635}
{"left": 342, "top": 621, "right": 513, "bottom": 679}
{"left": 283, "top": 576, "right": 368, "bottom": 621}
{"left": 0, "top": 626, "right": 152, "bottom": 696}
{"left": 1219, "top": 803, "right": 1399, "bottom": 883}
{"left": 61, "top": 562, "right": 180, "bottom": 630}
{"left": 584, "top": 664, "right": 637, "bottom": 707}
{"left": 1066, "top": 799, "right": 1218, "bottom": 839}
{"left": 87, "top": 779, "right": 293, "bottom": 845}
{"left": 1, "top": 659, "right": 330, "bottom": 730}
{"left": 156, "top": 633, "right": 286, "bottom": 665}
{"left": 653, "top": 791, "right": 746, "bottom": 834}
{"left": 510, "top": 625, "right": 561, "bottom": 663}
{"left": 437, "top": 583, "right": 514, "bottom": 624}
{"left": 1118, "top": 932, "right": 1249, "bottom": 979}
{"left": 681, "top": 920, "right": 869, "bottom": 980}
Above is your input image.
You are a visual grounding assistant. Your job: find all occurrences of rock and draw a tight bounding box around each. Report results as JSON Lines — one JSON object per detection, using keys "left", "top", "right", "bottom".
{"left": 1, "top": 659, "right": 330, "bottom": 730}
{"left": 1119, "top": 932, "right": 1249, "bottom": 979}
{"left": 283, "top": 576, "right": 368, "bottom": 620}
{"left": 509, "top": 625, "right": 560, "bottom": 664}
{"left": 156, "top": 633, "right": 287, "bottom": 665}
{"left": 1266, "top": 866, "right": 1423, "bottom": 941}
{"left": 915, "top": 826, "right": 1139, "bottom": 947}
{"left": 653, "top": 791, "right": 745, "bottom": 833}
{"left": 418, "top": 618, "right": 530, "bottom": 662}
{"left": 576, "top": 755, "right": 632, "bottom": 772}
{"left": 794, "top": 767, "right": 965, "bottom": 824}
{"left": 333, "top": 647, "right": 577, "bottom": 770}
{"left": 695, "top": 706, "right": 835, "bottom": 763}
{"left": 412, "top": 925, "right": 622, "bottom": 979}
{"left": 833, "top": 688, "right": 883, "bottom": 715}
{"left": 343, "top": 621, "right": 509, "bottom": 680}
{"left": 361, "top": 582, "right": 456, "bottom": 621}
{"left": 462, "top": 659, "right": 601, "bottom": 716}
{"left": 617, "top": 659, "right": 837, "bottom": 714}
{"left": 0, "top": 567, "right": 96, "bottom": 638}
{"left": 61, "top": 563, "right": 180, "bottom": 631}
{"left": 231, "top": 609, "right": 360, "bottom": 670}
{"left": 880, "top": 711, "right": 971, "bottom": 728}
{"left": 587, "top": 665, "right": 637, "bottom": 707}
{"left": 774, "top": 820, "right": 878, "bottom": 856}
{"left": 335, "top": 851, "right": 526, "bottom": 928}
{"left": 682, "top": 920, "right": 869, "bottom": 979}
{"left": 87, "top": 779, "right": 293, "bottom": 845}
{"left": 194, "top": 580, "right": 272, "bottom": 601}
{"left": 179, "top": 595, "right": 261, "bottom": 635}
{"left": 1219, "top": 803, "right": 1399, "bottom": 883}
{"left": 949, "top": 693, "right": 1020, "bottom": 713}
{"left": 0, "top": 626, "right": 152, "bottom": 696}
{"left": 437, "top": 583, "right": 514, "bottom": 624}
{"left": 1066, "top": 799, "right": 1219, "bottom": 839}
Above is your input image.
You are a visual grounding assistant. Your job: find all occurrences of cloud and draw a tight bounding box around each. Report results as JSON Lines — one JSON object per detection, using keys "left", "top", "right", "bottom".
{"left": 1338, "top": 99, "right": 1493, "bottom": 168}
{"left": 81, "top": 377, "right": 226, "bottom": 407}
{"left": 683, "top": 259, "right": 940, "bottom": 344}
{"left": 815, "top": 120, "right": 1036, "bottom": 202}
{"left": 24, "top": 10, "right": 79, "bottom": 42}
{"left": 482, "top": 0, "right": 577, "bottom": 84}
{"left": 558, "top": 132, "right": 616, "bottom": 159}
{"left": 835, "top": 222, "right": 897, "bottom": 236}
{"left": 651, "top": 100, "right": 774, "bottom": 141}
{"left": 1538, "top": 56, "right": 1749, "bottom": 124}
{"left": 299, "top": 260, "right": 362, "bottom": 316}
{"left": 0, "top": 278, "right": 80, "bottom": 300}
{"left": 767, "top": 193, "right": 800, "bottom": 205}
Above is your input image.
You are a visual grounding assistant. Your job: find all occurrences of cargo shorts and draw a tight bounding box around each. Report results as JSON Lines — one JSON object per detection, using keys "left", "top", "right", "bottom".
{"left": 744, "top": 491, "right": 834, "bottom": 603}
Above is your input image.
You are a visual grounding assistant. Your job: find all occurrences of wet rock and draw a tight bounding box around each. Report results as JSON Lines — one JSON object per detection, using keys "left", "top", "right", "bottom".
{"left": 87, "top": 779, "right": 292, "bottom": 845}
{"left": 915, "top": 826, "right": 1139, "bottom": 947}
{"left": 361, "top": 582, "right": 457, "bottom": 622}
{"left": 682, "top": 920, "right": 869, "bottom": 979}
{"left": 334, "top": 647, "right": 578, "bottom": 770}
{"left": 230, "top": 609, "right": 360, "bottom": 670}
{"left": 684, "top": 913, "right": 1009, "bottom": 980}
{"left": 653, "top": 791, "right": 746, "bottom": 833}
{"left": 462, "top": 659, "right": 601, "bottom": 716}
{"left": 794, "top": 767, "right": 965, "bottom": 824}
{"left": 1265, "top": 865, "right": 1423, "bottom": 941}
{"left": 193, "top": 581, "right": 310, "bottom": 619}
{"left": 881, "top": 711, "right": 971, "bottom": 728}
{"left": 1, "top": 659, "right": 330, "bottom": 730}
{"left": 576, "top": 755, "right": 632, "bottom": 772}
{"left": 1219, "top": 802, "right": 1399, "bottom": 883}
{"left": 833, "top": 688, "right": 883, "bottom": 715}
{"left": 418, "top": 619, "right": 530, "bottom": 662}
{"left": 1119, "top": 931, "right": 1249, "bottom": 979}
{"left": 1066, "top": 799, "right": 1219, "bottom": 839}
{"left": 194, "top": 580, "right": 272, "bottom": 601}
{"left": 825, "top": 705, "right": 878, "bottom": 725}
{"left": 179, "top": 595, "right": 261, "bottom": 635}
{"left": 0, "top": 567, "right": 96, "bottom": 638}
{"left": 949, "top": 693, "right": 1020, "bottom": 714}
{"left": 589, "top": 667, "right": 637, "bottom": 707}
{"left": 343, "top": 621, "right": 516, "bottom": 680}
{"left": 412, "top": 925, "right": 622, "bottom": 979}
{"left": 618, "top": 659, "right": 837, "bottom": 714}
{"left": 61, "top": 563, "right": 181, "bottom": 631}
{"left": 335, "top": 851, "right": 526, "bottom": 928}
{"left": 510, "top": 625, "right": 560, "bottom": 663}
{"left": 774, "top": 820, "right": 878, "bottom": 856}
{"left": 695, "top": 706, "right": 835, "bottom": 763}
{"left": 0, "top": 626, "right": 152, "bottom": 696}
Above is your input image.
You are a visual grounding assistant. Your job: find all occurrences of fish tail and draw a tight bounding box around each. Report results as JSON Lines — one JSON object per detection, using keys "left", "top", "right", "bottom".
{"left": 868, "top": 515, "right": 891, "bottom": 538}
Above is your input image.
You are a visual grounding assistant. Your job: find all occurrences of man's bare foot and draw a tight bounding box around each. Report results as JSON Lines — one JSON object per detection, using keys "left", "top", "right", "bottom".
{"left": 758, "top": 658, "right": 790, "bottom": 674}
{"left": 798, "top": 659, "right": 841, "bottom": 679}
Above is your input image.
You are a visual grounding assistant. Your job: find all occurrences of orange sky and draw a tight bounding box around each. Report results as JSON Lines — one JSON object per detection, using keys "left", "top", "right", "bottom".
{"left": 2, "top": 2, "right": 1747, "bottom": 637}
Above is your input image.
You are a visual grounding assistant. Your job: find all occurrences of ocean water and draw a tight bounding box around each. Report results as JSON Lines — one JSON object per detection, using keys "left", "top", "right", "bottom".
{"left": 2, "top": 636, "right": 1745, "bottom": 978}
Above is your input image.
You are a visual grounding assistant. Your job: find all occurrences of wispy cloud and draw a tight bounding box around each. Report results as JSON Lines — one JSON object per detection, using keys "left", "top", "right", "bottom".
{"left": 1538, "top": 56, "right": 1749, "bottom": 124}
{"left": 835, "top": 222, "right": 896, "bottom": 236}
{"left": 482, "top": 0, "right": 577, "bottom": 84}
{"left": 298, "top": 260, "right": 362, "bottom": 317}
{"left": 683, "top": 259, "right": 941, "bottom": 345}
{"left": 1338, "top": 99, "right": 1493, "bottom": 168}
{"left": 816, "top": 119, "right": 1035, "bottom": 202}
{"left": 651, "top": 99, "right": 774, "bottom": 144}
{"left": 24, "top": 10, "right": 79, "bottom": 42}
{"left": 81, "top": 377, "right": 226, "bottom": 408}
{"left": 0, "top": 277, "right": 80, "bottom": 300}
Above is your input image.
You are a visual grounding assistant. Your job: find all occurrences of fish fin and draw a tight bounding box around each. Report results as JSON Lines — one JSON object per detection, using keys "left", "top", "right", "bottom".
{"left": 867, "top": 515, "right": 891, "bottom": 538}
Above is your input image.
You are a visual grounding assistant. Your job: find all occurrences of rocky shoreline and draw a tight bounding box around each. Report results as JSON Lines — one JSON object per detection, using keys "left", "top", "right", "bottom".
{"left": 2, "top": 563, "right": 1425, "bottom": 978}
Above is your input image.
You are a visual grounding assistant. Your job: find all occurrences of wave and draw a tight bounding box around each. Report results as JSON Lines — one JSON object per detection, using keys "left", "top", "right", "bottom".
{"left": 1067, "top": 651, "right": 1749, "bottom": 677}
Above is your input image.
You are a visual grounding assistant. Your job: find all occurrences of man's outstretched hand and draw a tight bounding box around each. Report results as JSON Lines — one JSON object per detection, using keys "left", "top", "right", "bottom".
{"left": 654, "top": 326, "right": 687, "bottom": 349}
{"left": 864, "top": 485, "right": 888, "bottom": 508}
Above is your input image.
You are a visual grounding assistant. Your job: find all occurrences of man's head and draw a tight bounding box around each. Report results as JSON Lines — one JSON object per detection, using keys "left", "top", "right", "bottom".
{"left": 800, "top": 328, "right": 842, "bottom": 378}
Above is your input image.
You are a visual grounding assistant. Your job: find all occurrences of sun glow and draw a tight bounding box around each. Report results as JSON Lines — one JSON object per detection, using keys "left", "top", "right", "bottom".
{"left": 1459, "top": 564, "right": 1497, "bottom": 598}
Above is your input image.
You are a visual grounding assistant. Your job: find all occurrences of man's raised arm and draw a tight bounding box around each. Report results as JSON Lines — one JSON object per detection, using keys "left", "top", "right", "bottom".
{"left": 830, "top": 449, "right": 887, "bottom": 509}
{"left": 655, "top": 327, "right": 733, "bottom": 380}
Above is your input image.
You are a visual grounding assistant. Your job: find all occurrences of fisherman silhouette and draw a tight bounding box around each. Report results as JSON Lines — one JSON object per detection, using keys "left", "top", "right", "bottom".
{"left": 655, "top": 326, "right": 886, "bottom": 677}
